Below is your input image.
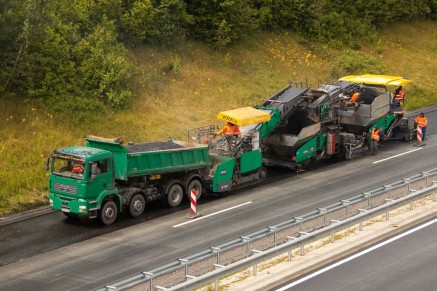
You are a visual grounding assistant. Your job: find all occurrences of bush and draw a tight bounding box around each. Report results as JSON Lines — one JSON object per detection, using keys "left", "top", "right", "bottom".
{"left": 185, "top": 0, "right": 258, "bottom": 47}
{"left": 0, "top": 1, "right": 133, "bottom": 114}
{"left": 121, "top": 0, "right": 187, "bottom": 45}
{"left": 162, "top": 54, "right": 182, "bottom": 74}
{"left": 45, "top": 95, "right": 106, "bottom": 125}
{"left": 330, "top": 50, "right": 387, "bottom": 79}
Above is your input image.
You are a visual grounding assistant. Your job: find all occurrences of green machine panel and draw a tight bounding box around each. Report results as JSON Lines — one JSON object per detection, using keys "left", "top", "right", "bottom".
{"left": 240, "top": 149, "right": 262, "bottom": 174}
{"left": 295, "top": 134, "right": 326, "bottom": 164}
{"left": 212, "top": 157, "right": 235, "bottom": 192}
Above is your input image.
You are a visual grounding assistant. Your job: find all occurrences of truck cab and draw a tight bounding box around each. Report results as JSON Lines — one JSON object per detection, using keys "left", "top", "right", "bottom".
{"left": 48, "top": 146, "right": 119, "bottom": 224}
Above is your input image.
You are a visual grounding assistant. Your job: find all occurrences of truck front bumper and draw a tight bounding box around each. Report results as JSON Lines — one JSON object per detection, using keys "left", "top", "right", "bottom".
{"left": 49, "top": 193, "right": 90, "bottom": 215}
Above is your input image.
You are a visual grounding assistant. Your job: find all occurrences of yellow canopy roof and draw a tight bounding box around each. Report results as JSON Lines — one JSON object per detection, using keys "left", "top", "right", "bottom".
{"left": 339, "top": 74, "right": 412, "bottom": 87}
{"left": 217, "top": 107, "right": 271, "bottom": 126}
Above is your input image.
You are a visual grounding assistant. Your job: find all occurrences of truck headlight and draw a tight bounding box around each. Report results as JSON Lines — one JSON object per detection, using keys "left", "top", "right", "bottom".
{"left": 79, "top": 205, "right": 87, "bottom": 213}
{"left": 49, "top": 199, "right": 53, "bottom": 206}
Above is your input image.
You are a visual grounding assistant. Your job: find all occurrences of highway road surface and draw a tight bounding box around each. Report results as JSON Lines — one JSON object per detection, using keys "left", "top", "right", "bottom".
{"left": 276, "top": 219, "right": 437, "bottom": 291}
{"left": 0, "top": 109, "right": 435, "bottom": 290}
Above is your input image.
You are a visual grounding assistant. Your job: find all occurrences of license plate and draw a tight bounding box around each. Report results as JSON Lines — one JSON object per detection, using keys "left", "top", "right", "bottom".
{"left": 61, "top": 207, "right": 71, "bottom": 213}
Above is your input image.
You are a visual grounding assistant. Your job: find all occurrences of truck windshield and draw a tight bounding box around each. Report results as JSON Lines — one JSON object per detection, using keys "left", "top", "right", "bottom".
{"left": 51, "top": 157, "right": 86, "bottom": 180}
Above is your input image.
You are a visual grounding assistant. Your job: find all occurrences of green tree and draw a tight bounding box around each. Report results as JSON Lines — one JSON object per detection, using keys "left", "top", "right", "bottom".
{"left": 121, "top": 0, "right": 188, "bottom": 44}
{"left": 185, "top": 0, "right": 258, "bottom": 47}
{"left": 1, "top": 0, "right": 133, "bottom": 114}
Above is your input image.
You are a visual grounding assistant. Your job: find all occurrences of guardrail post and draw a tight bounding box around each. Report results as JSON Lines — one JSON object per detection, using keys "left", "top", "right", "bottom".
{"left": 363, "top": 192, "right": 372, "bottom": 208}
{"left": 241, "top": 236, "right": 251, "bottom": 257}
{"left": 142, "top": 272, "right": 154, "bottom": 291}
{"left": 213, "top": 264, "right": 225, "bottom": 291}
{"left": 358, "top": 209, "right": 368, "bottom": 231}
{"left": 384, "top": 185, "right": 392, "bottom": 199}
{"left": 422, "top": 171, "right": 429, "bottom": 186}
{"left": 385, "top": 199, "right": 394, "bottom": 220}
{"left": 179, "top": 259, "right": 189, "bottom": 280}
{"left": 330, "top": 220, "right": 340, "bottom": 242}
{"left": 341, "top": 200, "right": 351, "bottom": 218}
{"left": 287, "top": 236, "right": 297, "bottom": 261}
{"left": 252, "top": 250, "right": 262, "bottom": 276}
{"left": 269, "top": 226, "right": 278, "bottom": 246}
{"left": 299, "top": 232, "right": 309, "bottom": 256}
{"left": 404, "top": 178, "right": 411, "bottom": 193}
{"left": 318, "top": 208, "right": 327, "bottom": 226}
{"left": 211, "top": 247, "right": 221, "bottom": 265}
{"left": 295, "top": 217, "right": 303, "bottom": 232}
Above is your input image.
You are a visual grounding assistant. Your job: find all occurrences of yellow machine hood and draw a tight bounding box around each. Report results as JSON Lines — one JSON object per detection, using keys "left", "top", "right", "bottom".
{"left": 217, "top": 107, "right": 271, "bottom": 126}
{"left": 339, "top": 74, "right": 412, "bottom": 87}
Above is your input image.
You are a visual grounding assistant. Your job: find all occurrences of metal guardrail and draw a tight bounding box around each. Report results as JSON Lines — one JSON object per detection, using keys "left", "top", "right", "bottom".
{"left": 94, "top": 168, "right": 437, "bottom": 291}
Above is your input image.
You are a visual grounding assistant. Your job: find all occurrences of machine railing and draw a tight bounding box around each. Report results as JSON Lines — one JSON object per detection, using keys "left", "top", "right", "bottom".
{"left": 94, "top": 168, "right": 437, "bottom": 291}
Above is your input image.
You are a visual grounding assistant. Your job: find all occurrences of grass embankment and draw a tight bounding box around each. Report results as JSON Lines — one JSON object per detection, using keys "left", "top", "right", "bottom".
{"left": 0, "top": 21, "right": 436, "bottom": 216}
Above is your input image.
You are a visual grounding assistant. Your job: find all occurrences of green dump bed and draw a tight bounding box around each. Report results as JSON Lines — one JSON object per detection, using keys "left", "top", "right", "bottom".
{"left": 86, "top": 137, "right": 211, "bottom": 181}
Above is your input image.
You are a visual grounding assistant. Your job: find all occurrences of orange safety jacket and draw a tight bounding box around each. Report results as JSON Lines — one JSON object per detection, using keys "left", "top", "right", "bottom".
{"left": 415, "top": 116, "right": 428, "bottom": 128}
{"left": 350, "top": 92, "right": 359, "bottom": 102}
{"left": 218, "top": 124, "right": 241, "bottom": 136}
{"left": 371, "top": 129, "right": 380, "bottom": 141}
{"left": 395, "top": 91, "right": 405, "bottom": 99}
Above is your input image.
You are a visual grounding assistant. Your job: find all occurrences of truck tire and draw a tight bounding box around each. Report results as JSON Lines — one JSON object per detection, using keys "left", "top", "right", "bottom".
{"left": 99, "top": 200, "right": 117, "bottom": 225}
{"left": 129, "top": 194, "right": 145, "bottom": 218}
{"left": 166, "top": 183, "right": 183, "bottom": 208}
{"left": 186, "top": 179, "right": 202, "bottom": 200}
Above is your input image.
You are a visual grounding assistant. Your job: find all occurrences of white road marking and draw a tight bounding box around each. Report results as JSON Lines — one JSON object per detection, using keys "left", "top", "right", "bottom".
{"left": 276, "top": 218, "right": 437, "bottom": 290}
{"left": 372, "top": 148, "right": 422, "bottom": 164}
{"left": 172, "top": 201, "right": 253, "bottom": 228}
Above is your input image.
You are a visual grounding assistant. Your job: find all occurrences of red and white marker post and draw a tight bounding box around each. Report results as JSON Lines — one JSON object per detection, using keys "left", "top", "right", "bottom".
{"left": 185, "top": 189, "right": 202, "bottom": 219}
{"left": 190, "top": 190, "right": 197, "bottom": 215}
{"left": 417, "top": 126, "right": 422, "bottom": 145}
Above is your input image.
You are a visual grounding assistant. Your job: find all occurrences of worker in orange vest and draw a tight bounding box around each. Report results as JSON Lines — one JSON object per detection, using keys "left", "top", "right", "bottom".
{"left": 415, "top": 112, "right": 428, "bottom": 141}
{"left": 370, "top": 127, "right": 380, "bottom": 155}
{"left": 393, "top": 86, "right": 405, "bottom": 107}
{"left": 394, "top": 86, "right": 405, "bottom": 100}
{"left": 217, "top": 122, "right": 241, "bottom": 137}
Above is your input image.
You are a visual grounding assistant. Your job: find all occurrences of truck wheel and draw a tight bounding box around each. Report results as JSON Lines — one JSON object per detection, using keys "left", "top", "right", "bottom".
{"left": 129, "top": 194, "right": 145, "bottom": 218}
{"left": 186, "top": 179, "right": 202, "bottom": 200}
{"left": 166, "top": 184, "right": 183, "bottom": 208}
{"left": 99, "top": 200, "right": 117, "bottom": 225}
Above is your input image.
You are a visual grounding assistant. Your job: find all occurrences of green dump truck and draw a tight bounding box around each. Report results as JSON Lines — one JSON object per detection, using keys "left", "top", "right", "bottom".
{"left": 48, "top": 137, "right": 211, "bottom": 225}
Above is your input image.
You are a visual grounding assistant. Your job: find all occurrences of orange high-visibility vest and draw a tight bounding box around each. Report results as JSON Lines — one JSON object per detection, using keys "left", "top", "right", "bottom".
{"left": 415, "top": 116, "right": 428, "bottom": 127}
{"left": 350, "top": 92, "right": 359, "bottom": 102}
{"left": 371, "top": 129, "right": 380, "bottom": 141}
{"left": 218, "top": 124, "right": 241, "bottom": 136}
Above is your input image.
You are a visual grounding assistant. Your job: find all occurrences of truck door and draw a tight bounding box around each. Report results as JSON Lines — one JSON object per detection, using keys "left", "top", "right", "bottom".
{"left": 88, "top": 159, "right": 113, "bottom": 200}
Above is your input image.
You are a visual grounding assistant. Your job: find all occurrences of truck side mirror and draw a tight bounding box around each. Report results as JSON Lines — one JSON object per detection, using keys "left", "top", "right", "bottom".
{"left": 45, "top": 157, "right": 50, "bottom": 171}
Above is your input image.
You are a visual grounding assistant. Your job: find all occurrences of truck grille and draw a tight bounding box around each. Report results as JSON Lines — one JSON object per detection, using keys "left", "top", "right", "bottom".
{"left": 54, "top": 182, "right": 77, "bottom": 195}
